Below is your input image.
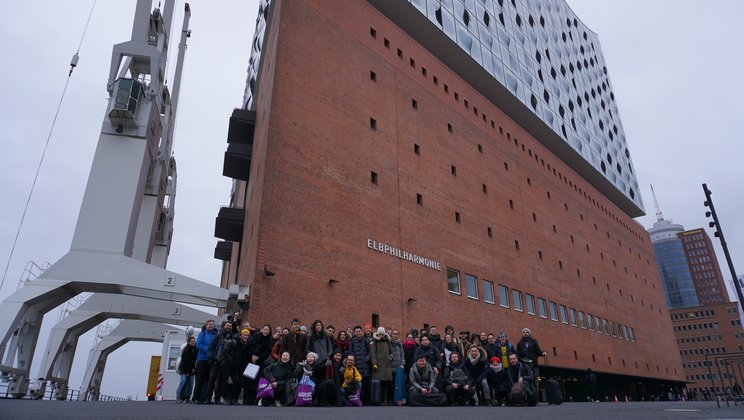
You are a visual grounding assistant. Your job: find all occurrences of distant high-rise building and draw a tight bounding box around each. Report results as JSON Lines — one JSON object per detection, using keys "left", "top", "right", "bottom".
{"left": 647, "top": 190, "right": 698, "bottom": 309}
{"left": 678, "top": 228, "right": 729, "bottom": 305}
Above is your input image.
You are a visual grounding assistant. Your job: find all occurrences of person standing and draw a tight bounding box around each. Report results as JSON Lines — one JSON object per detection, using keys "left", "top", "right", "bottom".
{"left": 585, "top": 368, "right": 599, "bottom": 402}
{"left": 193, "top": 320, "right": 218, "bottom": 404}
{"left": 516, "top": 328, "right": 546, "bottom": 382}
{"left": 370, "top": 327, "right": 394, "bottom": 405}
{"left": 349, "top": 326, "right": 372, "bottom": 403}
{"left": 206, "top": 321, "right": 234, "bottom": 404}
{"left": 176, "top": 336, "right": 198, "bottom": 402}
{"left": 306, "top": 320, "right": 334, "bottom": 365}
{"left": 495, "top": 332, "right": 516, "bottom": 368}
{"left": 279, "top": 318, "right": 307, "bottom": 365}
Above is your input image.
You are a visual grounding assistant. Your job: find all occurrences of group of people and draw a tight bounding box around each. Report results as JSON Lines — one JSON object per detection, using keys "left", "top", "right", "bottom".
{"left": 175, "top": 315, "right": 547, "bottom": 407}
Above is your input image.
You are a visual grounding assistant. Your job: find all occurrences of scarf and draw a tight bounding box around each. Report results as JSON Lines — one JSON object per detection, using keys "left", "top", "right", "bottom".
{"left": 403, "top": 338, "right": 416, "bottom": 350}
{"left": 468, "top": 352, "right": 481, "bottom": 365}
{"left": 337, "top": 338, "right": 349, "bottom": 352}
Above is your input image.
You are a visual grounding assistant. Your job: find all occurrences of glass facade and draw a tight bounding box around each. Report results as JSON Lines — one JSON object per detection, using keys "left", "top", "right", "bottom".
{"left": 653, "top": 239, "right": 699, "bottom": 309}
{"left": 405, "top": 0, "right": 642, "bottom": 210}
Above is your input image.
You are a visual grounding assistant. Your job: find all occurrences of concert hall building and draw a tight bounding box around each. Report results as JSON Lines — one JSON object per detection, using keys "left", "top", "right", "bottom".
{"left": 214, "top": 0, "right": 685, "bottom": 399}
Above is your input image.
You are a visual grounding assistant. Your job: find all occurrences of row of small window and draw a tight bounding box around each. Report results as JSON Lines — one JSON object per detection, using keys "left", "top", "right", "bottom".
{"left": 367, "top": 27, "right": 643, "bottom": 242}
{"left": 672, "top": 310, "right": 716, "bottom": 320}
{"left": 688, "top": 256, "right": 712, "bottom": 265}
{"left": 687, "top": 373, "right": 734, "bottom": 382}
{"left": 684, "top": 359, "right": 731, "bottom": 369}
{"left": 680, "top": 347, "right": 727, "bottom": 356}
{"left": 445, "top": 268, "right": 635, "bottom": 341}
{"left": 678, "top": 334, "right": 723, "bottom": 344}
{"left": 674, "top": 322, "right": 720, "bottom": 332}
{"left": 728, "top": 307, "right": 740, "bottom": 315}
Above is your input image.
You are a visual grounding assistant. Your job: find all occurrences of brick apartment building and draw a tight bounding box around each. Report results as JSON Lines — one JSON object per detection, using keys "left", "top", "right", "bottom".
{"left": 671, "top": 302, "right": 744, "bottom": 398}
{"left": 214, "top": 0, "right": 685, "bottom": 399}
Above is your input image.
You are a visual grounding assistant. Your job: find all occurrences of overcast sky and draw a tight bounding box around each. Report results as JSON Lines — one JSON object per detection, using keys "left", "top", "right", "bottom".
{"left": 0, "top": 0, "right": 742, "bottom": 400}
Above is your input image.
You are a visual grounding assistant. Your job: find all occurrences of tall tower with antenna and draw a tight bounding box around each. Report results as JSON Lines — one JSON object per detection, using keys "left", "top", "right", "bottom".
{"left": 0, "top": 1, "right": 228, "bottom": 398}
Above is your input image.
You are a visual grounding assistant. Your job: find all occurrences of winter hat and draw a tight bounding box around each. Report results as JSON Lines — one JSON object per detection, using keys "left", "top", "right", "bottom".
{"left": 240, "top": 329, "right": 250, "bottom": 335}
{"left": 373, "top": 327, "right": 389, "bottom": 340}
{"left": 491, "top": 356, "right": 501, "bottom": 364}
{"left": 306, "top": 352, "right": 319, "bottom": 362}
{"left": 521, "top": 327, "right": 532, "bottom": 336}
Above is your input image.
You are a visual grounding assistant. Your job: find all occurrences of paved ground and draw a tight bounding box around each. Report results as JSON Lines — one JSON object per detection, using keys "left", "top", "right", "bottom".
{"left": 1, "top": 400, "right": 744, "bottom": 420}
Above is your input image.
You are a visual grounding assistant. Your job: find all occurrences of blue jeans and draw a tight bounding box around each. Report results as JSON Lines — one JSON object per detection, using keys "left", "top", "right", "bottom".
{"left": 177, "top": 374, "right": 194, "bottom": 401}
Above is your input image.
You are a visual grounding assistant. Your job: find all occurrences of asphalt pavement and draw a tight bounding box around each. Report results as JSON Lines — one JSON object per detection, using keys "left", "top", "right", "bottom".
{"left": 1, "top": 400, "right": 743, "bottom": 420}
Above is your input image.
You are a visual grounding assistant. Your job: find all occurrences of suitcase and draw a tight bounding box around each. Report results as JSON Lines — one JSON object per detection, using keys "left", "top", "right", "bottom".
{"left": 543, "top": 355, "right": 563, "bottom": 405}
{"left": 370, "top": 379, "right": 382, "bottom": 405}
{"left": 546, "top": 378, "right": 563, "bottom": 405}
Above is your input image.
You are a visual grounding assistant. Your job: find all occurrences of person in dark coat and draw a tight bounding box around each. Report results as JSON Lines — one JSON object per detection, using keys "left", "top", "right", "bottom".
{"left": 370, "top": 327, "right": 394, "bottom": 405}
{"left": 403, "top": 333, "right": 418, "bottom": 375}
{"left": 335, "top": 330, "right": 350, "bottom": 354}
{"left": 315, "top": 350, "right": 345, "bottom": 406}
{"left": 413, "top": 336, "right": 441, "bottom": 376}
{"left": 486, "top": 357, "right": 511, "bottom": 406}
{"left": 516, "top": 328, "right": 546, "bottom": 379}
{"left": 349, "top": 326, "right": 372, "bottom": 403}
{"left": 306, "top": 320, "right": 334, "bottom": 365}
{"left": 427, "top": 326, "right": 443, "bottom": 353}
{"left": 505, "top": 353, "right": 535, "bottom": 406}
{"left": 483, "top": 334, "right": 498, "bottom": 360}
{"left": 444, "top": 352, "right": 475, "bottom": 406}
{"left": 205, "top": 321, "right": 233, "bottom": 404}
{"left": 293, "top": 352, "right": 325, "bottom": 392}
{"left": 464, "top": 345, "right": 491, "bottom": 406}
{"left": 177, "top": 336, "right": 198, "bottom": 402}
{"left": 585, "top": 368, "right": 599, "bottom": 402}
{"left": 279, "top": 318, "right": 307, "bottom": 365}
{"left": 408, "top": 356, "right": 446, "bottom": 406}
{"left": 225, "top": 329, "right": 253, "bottom": 405}
{"left": 262, "top": 351, "right": 293, "bottom": 406}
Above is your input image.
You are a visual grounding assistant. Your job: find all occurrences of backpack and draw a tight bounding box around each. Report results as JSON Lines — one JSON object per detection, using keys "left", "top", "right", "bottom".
{"left": 450, "top": 368, "right": 468, "bottom": 386}
{"left": 509, "top": 381, "right": 527, "bottom": 405}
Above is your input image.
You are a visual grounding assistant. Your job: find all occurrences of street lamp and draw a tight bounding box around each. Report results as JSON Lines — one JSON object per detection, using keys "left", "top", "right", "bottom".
{"left": 702, "top": 184, "right": 742, "bottom": 314}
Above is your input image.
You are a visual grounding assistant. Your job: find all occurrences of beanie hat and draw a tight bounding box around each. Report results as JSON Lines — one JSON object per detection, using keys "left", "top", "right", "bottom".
{"left": 241, "top": 329, "right": 250, "bottom": 335}
{"left": 490, "top": 356, "right": 500, "bottom": 364}
{"left": 522, "top": 327, "right": 532, "bottom": 336}
{"left": 307, "top": 352, "right": 319, "bottom": 361}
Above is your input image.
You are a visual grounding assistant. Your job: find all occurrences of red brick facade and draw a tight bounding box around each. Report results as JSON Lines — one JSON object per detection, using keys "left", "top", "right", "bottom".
{"left": 671, "top": 302, "right": 744, "bottom": 396}
{"left": 222, "top": 0, "right": 684, "bottom": 383}
{"left": 679, "top": 229, "right": 729, "bottom": 305}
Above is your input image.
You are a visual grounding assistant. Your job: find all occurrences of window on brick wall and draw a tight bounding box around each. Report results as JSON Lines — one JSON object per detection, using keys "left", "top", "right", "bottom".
{"left": 526, "top": 294, "right": 536, "bottom": 315}
{"left": 499, "top": 285, "right": 509, "bottom": 308}
{"left": 466, "top": 274, "right": 478, "bottom": 299}
{"left": 513, "top": 290, "right": 524, "bottom": 312}
{"left": 538, "top": 298, "right": 547, "bottom": 318}
{"left": 447, "top": 268, "right": 461, "bottom": 295}
{"left": 549, "top": 301, "right": 559, "bottom": 321}
{"left": 483, "top": 280, "right": 495, "bottom": 304}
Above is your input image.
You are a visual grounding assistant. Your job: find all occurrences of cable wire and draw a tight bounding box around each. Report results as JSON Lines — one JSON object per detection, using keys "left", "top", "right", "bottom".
{"left": 0, "top": 0, "right": 97, "bottom": 294}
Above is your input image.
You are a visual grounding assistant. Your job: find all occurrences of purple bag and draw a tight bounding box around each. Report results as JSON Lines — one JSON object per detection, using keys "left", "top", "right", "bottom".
{"left": 346, "top": 387, "right": 362, "bottom": 407}
{"left": 295, "top": 374, "right": 315, "bottom": 407}
{"left": 256, "top": 377, "right": 274, "bottom": 400}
